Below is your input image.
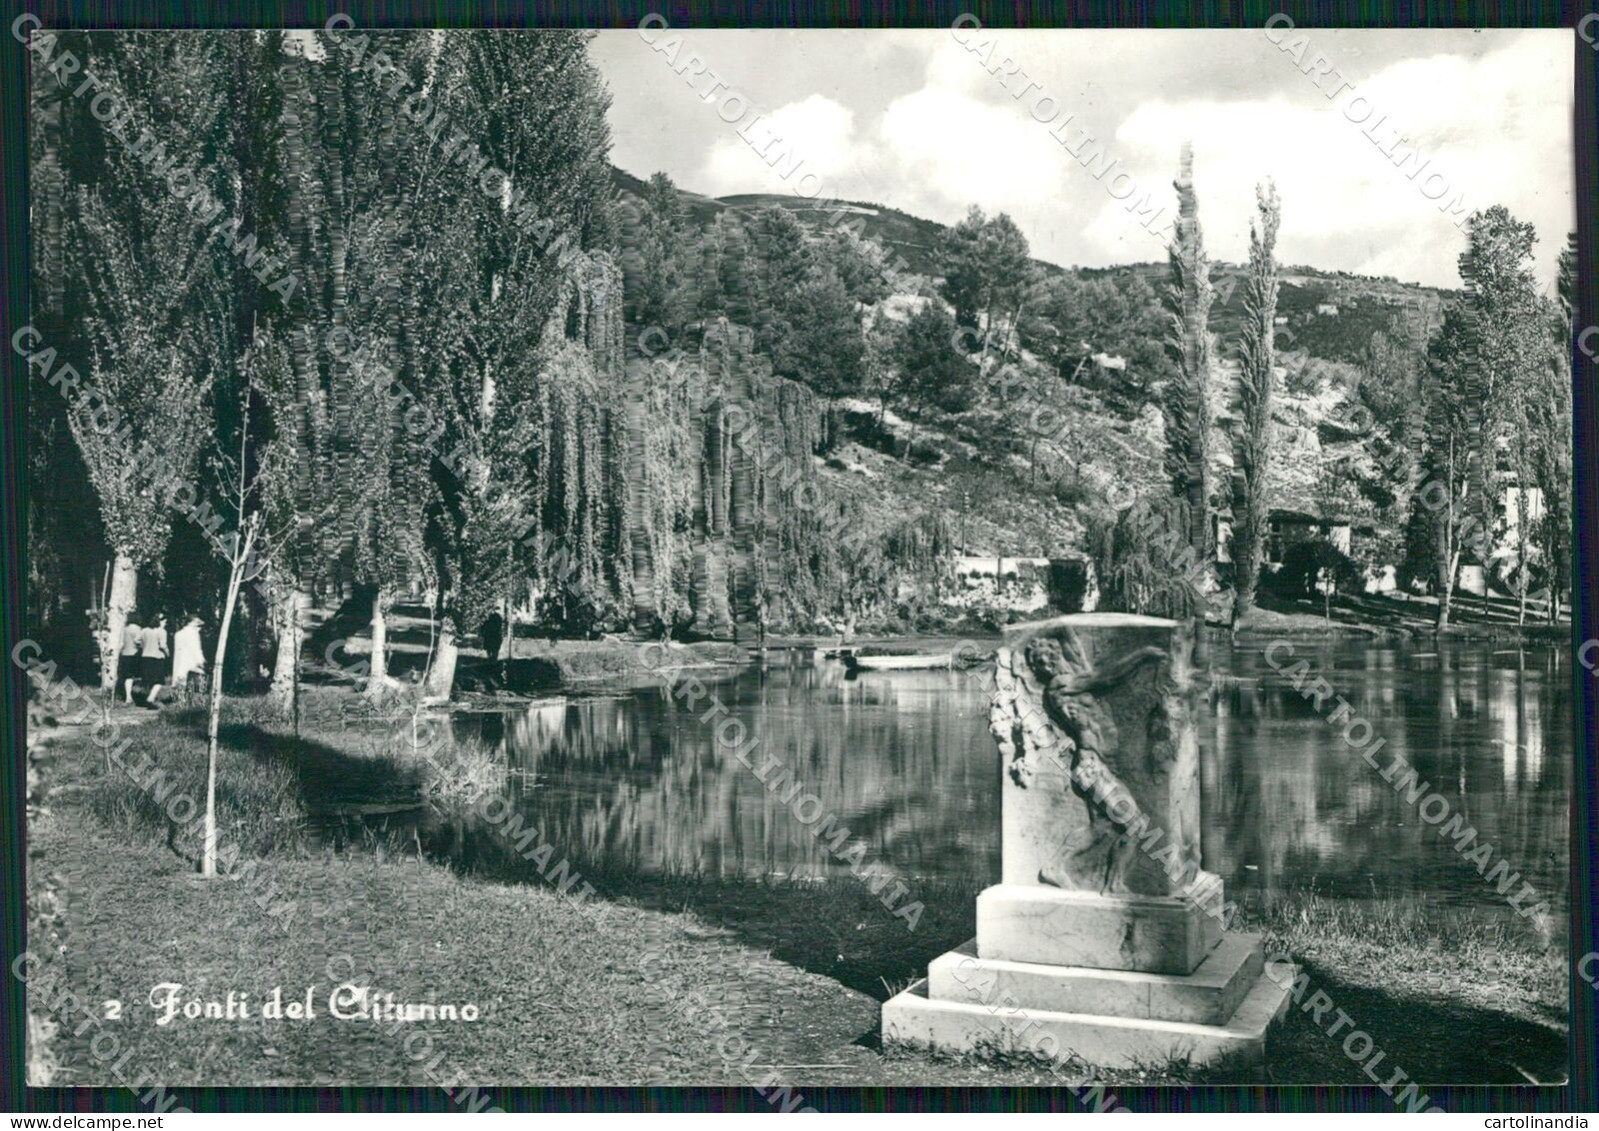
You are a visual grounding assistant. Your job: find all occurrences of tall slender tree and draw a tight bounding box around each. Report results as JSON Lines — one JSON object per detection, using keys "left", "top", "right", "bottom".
{"left": 412, "top": 31, "right": 622, "bottom": 694}
{"left": 1230, "top": 181, "right": 1281, "bottom": 627}
{"left": 47, "top": 32, "right": 242, "bottom": 688}
{"left": 1524, "top": 236, "right": 1576, "bottom": 622}
{"left": 1164, "top": 143, "right": 1215, "bottom": 559}
{"left": 1454, "top": 206, "right": 1544, "bottom": 623}
{"left": 1418, "top": 305, "right": 1476, "bottom": 629}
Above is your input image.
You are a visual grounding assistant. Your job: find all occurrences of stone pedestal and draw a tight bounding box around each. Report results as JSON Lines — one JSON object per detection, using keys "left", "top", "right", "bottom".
{"left": 881, "top": 614, "right": 1293, "bottom": 1071}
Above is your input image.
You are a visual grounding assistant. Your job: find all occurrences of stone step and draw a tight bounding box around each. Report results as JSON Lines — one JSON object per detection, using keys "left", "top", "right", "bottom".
{"left": 882, "top": 953, "right": 1297, "bottom": 1073}
{"left": 928, "top": 933, "right": 1264, "bottom": 1026}
{"left": 976, "top": 883, "right": 1224, "bottom": 975}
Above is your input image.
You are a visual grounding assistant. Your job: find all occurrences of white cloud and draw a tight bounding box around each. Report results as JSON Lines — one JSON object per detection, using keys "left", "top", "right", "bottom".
{"left": 666, "top": 30, "right": 1570, "bottom": 289}
{"left": 1091, "top": 33, "right": 1572, "bottom": 287}
{"left": 700, "top": 94, "right": 858, "bottom": 196}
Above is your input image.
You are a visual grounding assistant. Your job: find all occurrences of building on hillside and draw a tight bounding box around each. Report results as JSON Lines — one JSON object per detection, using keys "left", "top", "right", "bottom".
{"left": 1210, "top": 507, "right": 1351, "bottom": 564}
{"left": 1315, "top": 302, "right": 1340, "bottom": 316}
{"left": 944, "top": 555, "right": 1097, "bottom": 614}
{"left": 1264, "top": 508, "right": 1352, "bottom": 562}
{"left": 1455, "top": 484, "right": 1547, "bottom": 597}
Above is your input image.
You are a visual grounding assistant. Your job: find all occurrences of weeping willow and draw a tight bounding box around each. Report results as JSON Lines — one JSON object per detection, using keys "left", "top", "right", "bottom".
{"left": 625, "top": 350, "right": 700, "bottom": 632}
{"left": 523, "top": 259, "right": 626, "bottom": 630}
{"left": 614, "top": 316, "right": 979, "bottom": 637}
{"left": 615, "top": 317, "right": 840, "bottom": 637}
{"left": 1087, "top": 497, "right": 1205, "bottom": 618}
{"left": 885, "top": 511, "right": 958, "bottom": 611}
{"left": 754, "top": 375, "right": 826, "bottom": 627}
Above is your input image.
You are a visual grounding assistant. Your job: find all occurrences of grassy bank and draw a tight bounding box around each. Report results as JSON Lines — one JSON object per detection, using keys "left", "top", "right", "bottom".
{"left": 1240, "top": 592, "right": 1572, "bottom": 644}
{"left": 1240, "top": 891, "right": 1566, "bottom": 1086}
{"left": 28, "top": 700, "right": 1568, "bottom": 1090}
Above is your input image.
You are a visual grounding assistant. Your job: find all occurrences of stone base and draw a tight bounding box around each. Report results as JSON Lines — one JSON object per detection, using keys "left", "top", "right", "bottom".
{"left": 931, "top": 933, "right": 1263, "bottom": 1025}
{"left": 977, "top": 884, "right": 1223, "bottom": 975}
{"left": 882, "top": 937, "right": 1295, "bottom": 1072}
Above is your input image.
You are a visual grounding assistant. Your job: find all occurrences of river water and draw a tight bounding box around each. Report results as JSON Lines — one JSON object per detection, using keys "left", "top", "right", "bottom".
{"left": 442, "top": 636, "right": 1570, "bottom": 917}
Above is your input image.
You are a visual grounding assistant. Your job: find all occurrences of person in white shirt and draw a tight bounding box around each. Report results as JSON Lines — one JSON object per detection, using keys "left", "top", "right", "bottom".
{"left": 170, "top": 615, "right": 207, "bottom": 703}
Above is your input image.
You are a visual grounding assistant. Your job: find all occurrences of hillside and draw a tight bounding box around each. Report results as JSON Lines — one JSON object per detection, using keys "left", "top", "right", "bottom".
{"left": 611, "top": 165, "right": 1062, "bottom": 279}
{"left": 611, "top": 164, "right": 1458, "bottom": 575}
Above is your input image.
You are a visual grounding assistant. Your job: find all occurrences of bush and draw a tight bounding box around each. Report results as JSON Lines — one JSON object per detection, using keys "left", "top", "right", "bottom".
{"left": 1052, "top": 476, "right": 1092, "bottom": 509}
{"left": 1272, "top": 541, "right": 1362, "bottom": 600}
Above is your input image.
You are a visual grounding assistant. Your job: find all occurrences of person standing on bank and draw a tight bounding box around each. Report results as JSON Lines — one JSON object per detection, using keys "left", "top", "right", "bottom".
{"left": 120, "top": 609, "right": 144, "bottom": 704}
{"left": 171, "top": 614, "right": 207, "bottom": 703}
{"left": 141, "top": 612, "right": 170, "bottom": 707}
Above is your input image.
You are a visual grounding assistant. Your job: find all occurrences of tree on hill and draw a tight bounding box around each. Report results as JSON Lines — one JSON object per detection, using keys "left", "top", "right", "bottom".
{"left": 821, "top": 226, "right": 894, "bottom": 306}
{"left": 771, "top": 264, "right": 866, "bottom": 395}
{"left": 893, "top": 302, "right": 977, "bottom": 418}
{"left": 620, "top": 171, "right": 694, "bottom": 335}
{"left": 938, "top": 205, "right": 988, "bottom": 329}
{"left": 1021, "top": 270, "right": 1173, "bottom": 416}
{"left": 935, "top": 205, "right": 1030, "bottom": 350}
{"left": 978, "top": 211, "right": 1031, "bottom": 354}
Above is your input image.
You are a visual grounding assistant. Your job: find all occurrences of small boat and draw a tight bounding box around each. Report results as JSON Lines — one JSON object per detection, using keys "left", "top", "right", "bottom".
{"left": 843, "top": 651, "right": 960, "bottom": 672}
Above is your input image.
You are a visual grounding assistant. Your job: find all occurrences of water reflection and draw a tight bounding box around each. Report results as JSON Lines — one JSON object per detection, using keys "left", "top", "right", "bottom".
{"left": 1206, "top": 641, "right": 1568, "bottom": 913}
{"left": 445, "top": 638, "right": 1570, "bottom": 916}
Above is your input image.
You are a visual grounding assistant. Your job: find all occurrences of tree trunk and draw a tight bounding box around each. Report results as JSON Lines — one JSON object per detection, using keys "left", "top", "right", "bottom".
{"left": 100, "top": 554, "right": 137, "bottom": 691}
{"left": 267, "top": 587, "right": 307, "bottom": 717}
{"left": 369, "top": 589, "right": 390, "bottom": 686}
{"left": 203, "top": 526, "right": 255, "bottom": 878}
{"left": 1436, "top": 549, "right": 1459, "bottom": 631}
{"left": 497, "top": 599, "right": 513, "bottom": 662}
{"left": 425, "top": 618, "right": 458, "bottom": 703}
{"left": 1232, "top": 555, "right": 1257, "bottom": 632}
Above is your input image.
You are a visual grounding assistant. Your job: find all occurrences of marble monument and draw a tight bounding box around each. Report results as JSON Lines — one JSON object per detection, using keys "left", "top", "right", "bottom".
{"left": 881, "top": 613, "right": 1295, "bottom": 1070}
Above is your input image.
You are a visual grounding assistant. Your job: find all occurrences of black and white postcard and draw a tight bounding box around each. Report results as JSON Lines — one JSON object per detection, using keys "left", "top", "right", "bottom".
{"left": 7, "top": 13, "right": 1594, "bottom": 1117}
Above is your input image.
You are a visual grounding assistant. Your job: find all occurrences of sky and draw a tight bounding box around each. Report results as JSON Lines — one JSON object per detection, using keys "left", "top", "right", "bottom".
{"left": 590, "top": 27, "right": 1575, "bottom": 291}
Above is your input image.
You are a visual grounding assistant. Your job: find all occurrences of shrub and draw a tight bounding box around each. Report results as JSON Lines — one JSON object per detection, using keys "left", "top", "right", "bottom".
{"left": 1272, "top": 540, "right": 1362, "bottom": 600}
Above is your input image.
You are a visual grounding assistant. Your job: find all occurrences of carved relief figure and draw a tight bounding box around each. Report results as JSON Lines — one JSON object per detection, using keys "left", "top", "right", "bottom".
{"left": 990, "top": 622, "right": 1203, "bottom": 897}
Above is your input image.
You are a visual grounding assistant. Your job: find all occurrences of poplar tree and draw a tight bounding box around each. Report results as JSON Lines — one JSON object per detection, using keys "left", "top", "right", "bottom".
{"left": 44, "top": 32, "right": 242, "bottom": 688}
{"left": 1230, "top": 181, "right": 1281, "bottom": 627}
{"left": 416, "top": 31, "right": 622, "bottom": 694}
{"left": 1164, "top": 143, "right": 1214, "bottom": 560}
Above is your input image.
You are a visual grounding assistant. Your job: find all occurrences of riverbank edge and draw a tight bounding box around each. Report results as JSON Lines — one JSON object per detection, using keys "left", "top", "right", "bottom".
{"left": 295, "top": 614, "right": 1578, "bottom": 715}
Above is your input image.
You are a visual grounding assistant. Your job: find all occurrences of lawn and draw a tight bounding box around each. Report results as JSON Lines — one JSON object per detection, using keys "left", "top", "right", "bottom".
{"left": 24, "top": 700, "right": 1569, "bottom": 1095}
